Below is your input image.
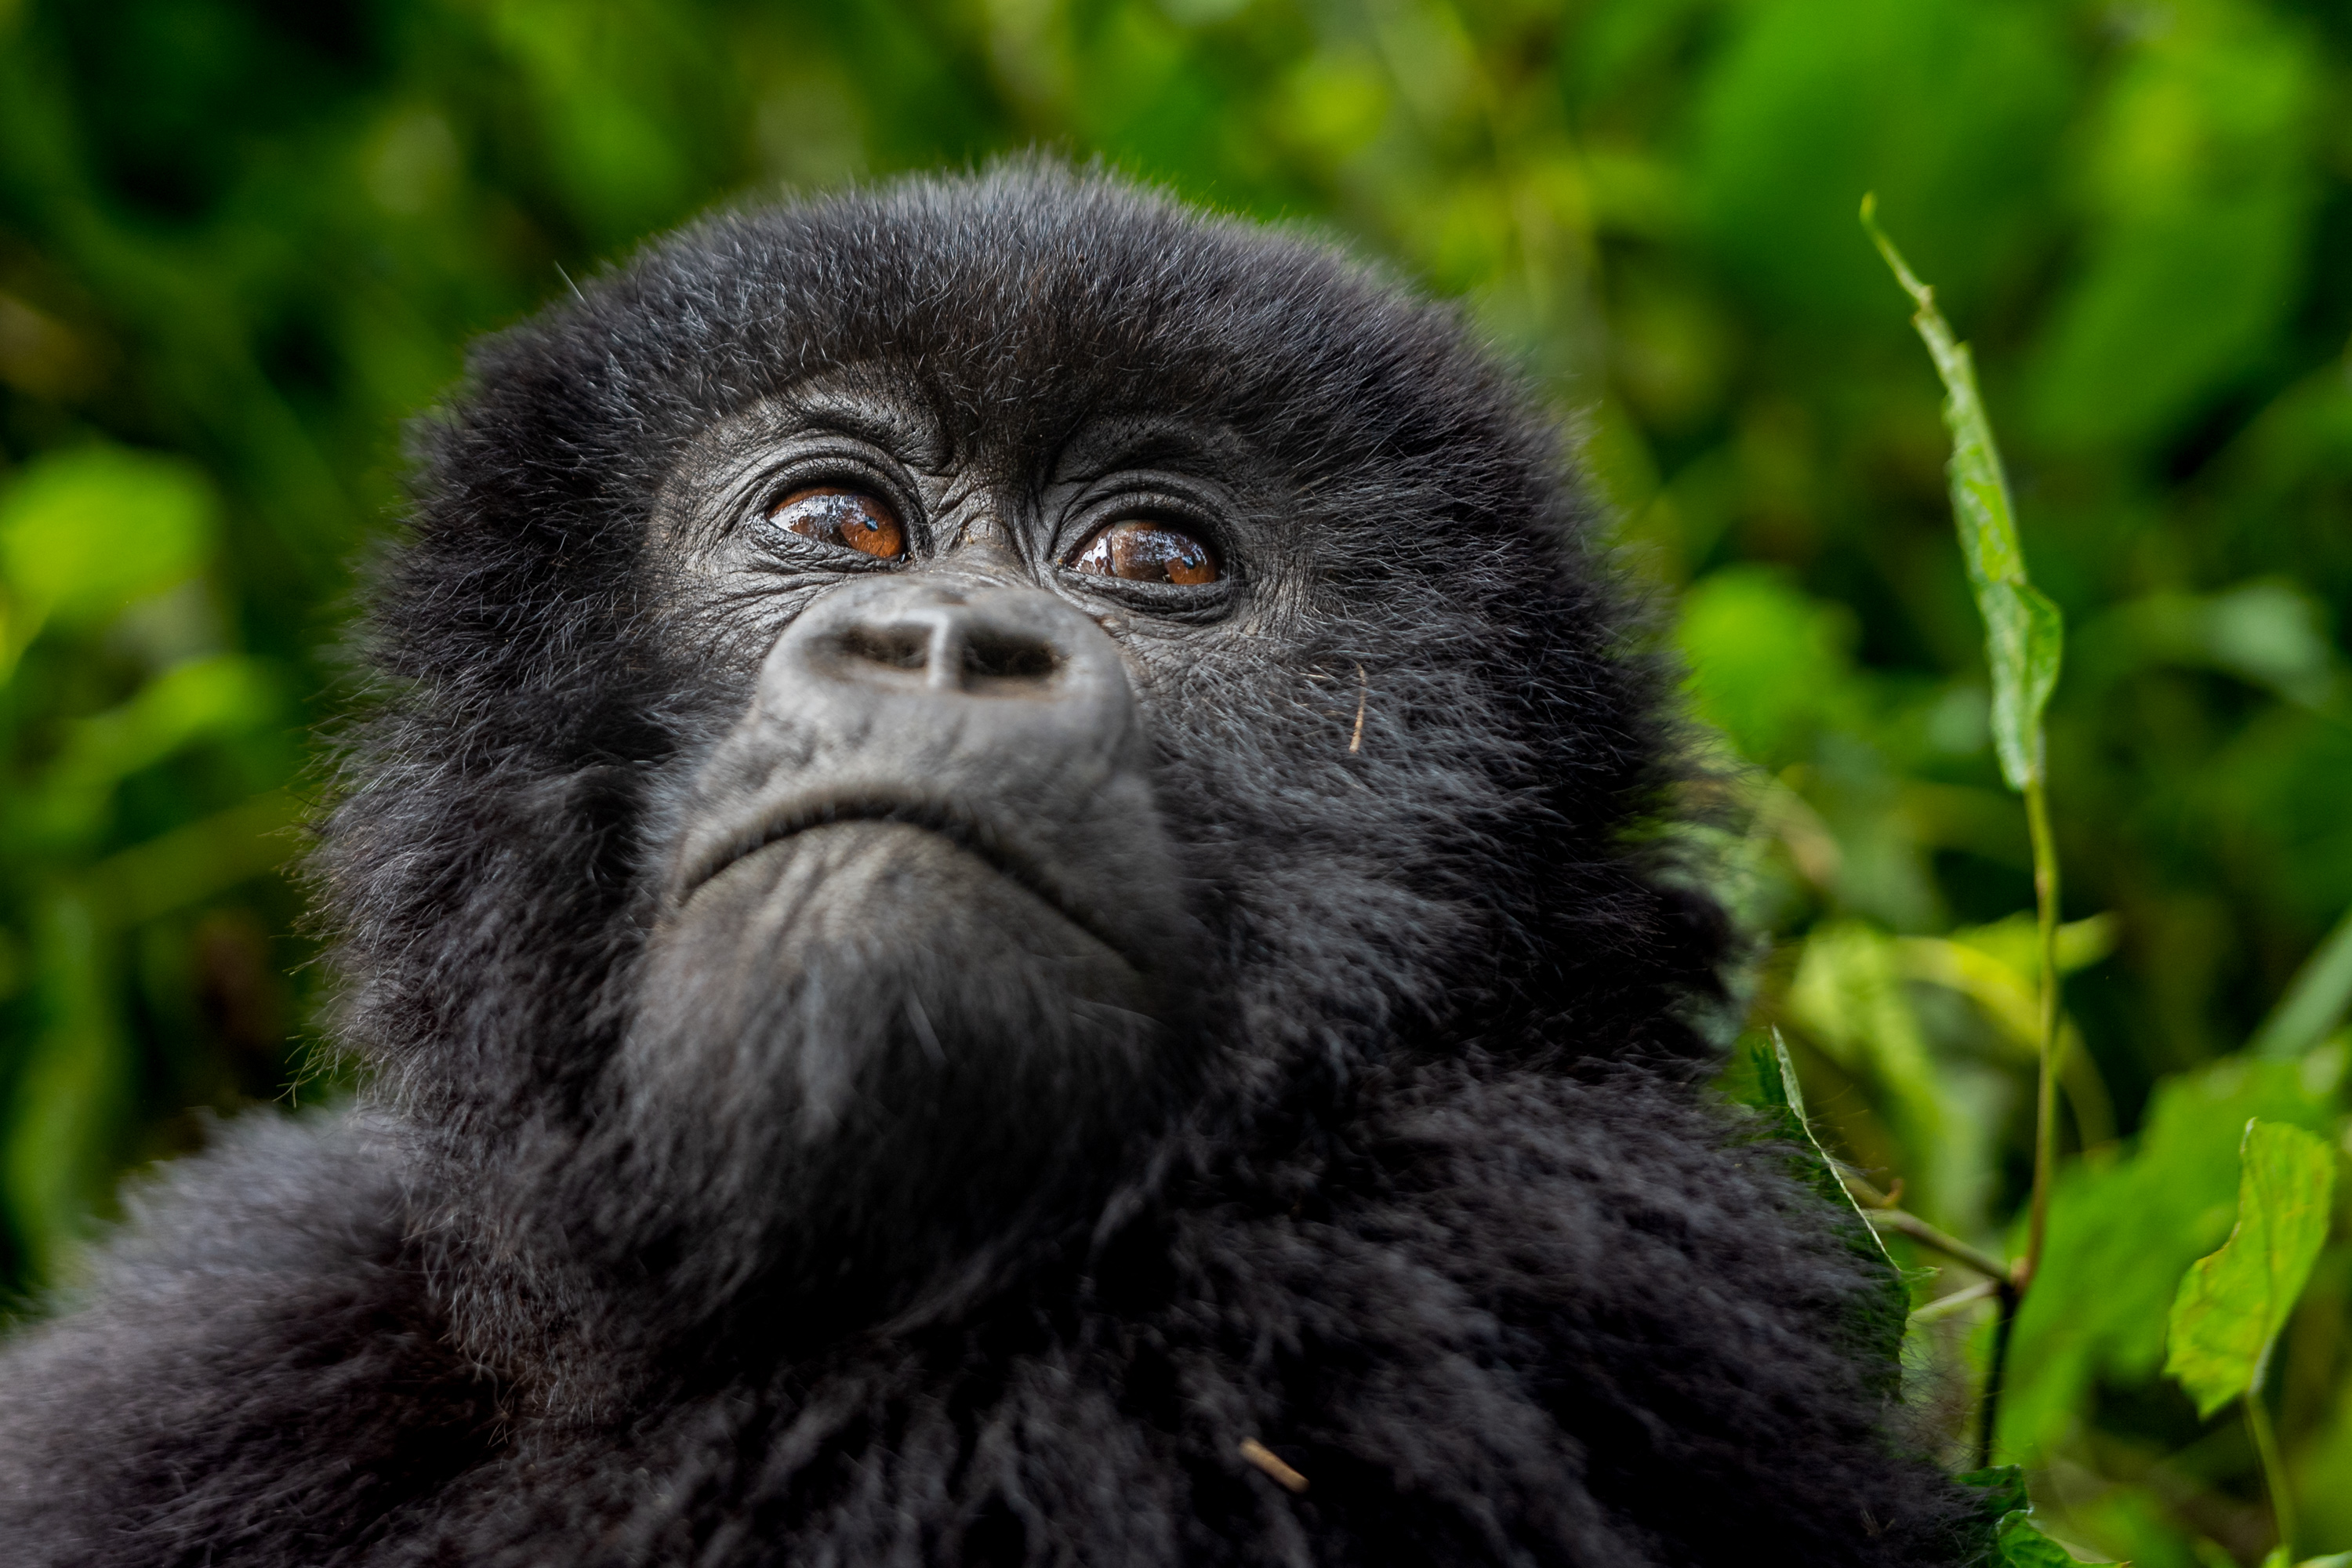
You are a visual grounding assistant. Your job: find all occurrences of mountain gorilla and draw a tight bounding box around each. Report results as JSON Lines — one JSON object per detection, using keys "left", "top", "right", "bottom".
{"left": 0, "top": 165, "right": 1979, "bottom": 1566}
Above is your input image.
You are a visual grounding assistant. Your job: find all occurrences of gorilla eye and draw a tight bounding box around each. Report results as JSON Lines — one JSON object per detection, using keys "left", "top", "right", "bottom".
{"left": 765, "top": 487, "right": 905, "bottom": 561}
{"left": 1069, "top": 520, "right": 1219, "bottom": 586}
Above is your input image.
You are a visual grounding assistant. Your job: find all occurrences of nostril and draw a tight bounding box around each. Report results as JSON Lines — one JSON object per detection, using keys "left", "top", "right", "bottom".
{"left": 839, "top": 625, "right": 931, "bottom": 672}
{"left": 963, "top": 628, "right": 1060, "bottom": 683}
{"left": 797, "top": 594, "right": 1077, "bottom": 696}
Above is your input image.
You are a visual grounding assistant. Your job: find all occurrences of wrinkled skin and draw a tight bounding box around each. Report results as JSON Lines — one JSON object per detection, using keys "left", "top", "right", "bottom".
{"left": 0, "top": 166, "right": 1985, "bottom": 1567}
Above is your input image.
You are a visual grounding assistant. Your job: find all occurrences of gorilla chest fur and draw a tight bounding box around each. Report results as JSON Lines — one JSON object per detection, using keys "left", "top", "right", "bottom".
{"left": 0, "top": 167, "right": 1980, "bottom": 1568}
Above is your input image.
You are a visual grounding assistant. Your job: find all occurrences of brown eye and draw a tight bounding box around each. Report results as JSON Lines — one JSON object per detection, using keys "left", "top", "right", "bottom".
{"left": 765, "top": 487, "right": 904, "bottom": 561}
{"left": 1069, "top": 520, "right": 1219, "bottom": 586}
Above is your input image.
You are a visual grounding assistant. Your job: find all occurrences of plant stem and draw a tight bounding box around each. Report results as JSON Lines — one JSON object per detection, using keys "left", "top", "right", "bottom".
{"left": 1846, "top": 1171, "right": 2024, "bottom": 1464}
{"left": 2020, "top": 775, "right": 2062, "bottom": 1290}
{"left": 1908, "top": 1277, "right": 2000, "bottom": 1324}
{"left": 2246, "top": 1386, "right": 2295, "bottom": 1560}
{"left": 1980, "top": 1284, "right": 2020, "bottom": 1470}
{"left": 1859, "top": 1207, "right": 2013, "bottom": 1285}
{"left": 1841, "top": 1172, "right": 2016, "bottom": 1281}
{"left": 1978, "top": 773, "right": 2059, "bottom": 1471}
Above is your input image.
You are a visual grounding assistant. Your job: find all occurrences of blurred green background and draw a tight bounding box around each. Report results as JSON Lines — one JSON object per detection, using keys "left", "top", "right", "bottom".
{"left": 2, "top": 0, "right": 2349, "bottom": 1560}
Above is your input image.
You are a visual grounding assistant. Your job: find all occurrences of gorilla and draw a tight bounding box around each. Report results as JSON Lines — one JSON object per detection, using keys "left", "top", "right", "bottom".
{"left": 0, "top": 165, "right": 1980, "bottom": 1566}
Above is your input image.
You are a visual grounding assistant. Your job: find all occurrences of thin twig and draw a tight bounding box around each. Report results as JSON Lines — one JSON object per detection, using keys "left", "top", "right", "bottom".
{"left": 2021, "top": 777, "right": 2063, "bottom": 1290}
{"left": 1864, "top": 1209, "right": 2017, "bottom": 1286}
{"left": 1348, "top": 663, "right": 1367, "bottom": 753}
{"left": 1852, "top": 1161, "right": 2026, "bottom": 1462}
{"left": 1858, "top": 1159, "right": 2022, "bottom": 1463}
{"left": 1842, "top": 1173, "right": 2016, "bottom": 1284}
{"left": 1909, "top": 1278, "right": 2000, "bottom": 1324}
{"left": 1838, "top": 1171, "right": 1893, "bottom": 1207}
{"left": 1981, "top": 1287, "right": 2020, "bottom": 1469}
{"left": 2246, "top": 1388, "right": 2295, "bottom": 1559}
{"left": 1240, "top": 1439, "right": 1308, "bottom": 1493}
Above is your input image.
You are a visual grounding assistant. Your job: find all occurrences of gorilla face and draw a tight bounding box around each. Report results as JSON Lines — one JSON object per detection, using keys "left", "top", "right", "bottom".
{"left": 622, "top": 379, "right": 1213, "bottom": 1303}
{"left": 343, "top": 169, "right": 1716, "bottom": 1374}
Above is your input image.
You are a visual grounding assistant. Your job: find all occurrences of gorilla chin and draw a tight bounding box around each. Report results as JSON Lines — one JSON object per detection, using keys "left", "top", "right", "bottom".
{"left": 619, "top": 814, "right": 1184, "bottom": 1329}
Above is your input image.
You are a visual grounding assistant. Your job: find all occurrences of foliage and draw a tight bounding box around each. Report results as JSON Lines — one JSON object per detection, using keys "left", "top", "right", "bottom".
{"left": 2167, "top": 1120, "right": 2335, "bottom": 1559}
{"left": 2169, "top": 1120, "right": 2335, "bottom": 1424}
{"left": 2, "top": 0, "right": 2350, "bottom": 1562}
{"left": 1863, "top": 194, "right": 2063, "bottom": 800}
{"left": 2000, "top": 1510, "right": 2124, "bottom": 1568}
{"left": 1731, "top": 1031, "right": 1909, "bottom": 1370}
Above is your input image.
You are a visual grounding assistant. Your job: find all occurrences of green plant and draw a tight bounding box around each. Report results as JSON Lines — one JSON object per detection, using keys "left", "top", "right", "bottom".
{"left": 1723, "top": 201, "right": 2352, "bottom": 1567}
{"left": 2168, "top": 1120, "right": 2336, "bottom": 1563}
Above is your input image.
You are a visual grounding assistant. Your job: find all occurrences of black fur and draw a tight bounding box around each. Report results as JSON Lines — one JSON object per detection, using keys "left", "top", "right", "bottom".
{"left": 0, "top": 165, "right": 1979, "bottom": 1566}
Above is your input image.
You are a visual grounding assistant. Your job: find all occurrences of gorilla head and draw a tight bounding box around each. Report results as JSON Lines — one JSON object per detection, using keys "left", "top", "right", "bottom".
{"left": 0, "top": 163, "right": 1985, "bottom": 1568}
{"left": 332, "top": 162, "right": 1722, "bottom": 1380}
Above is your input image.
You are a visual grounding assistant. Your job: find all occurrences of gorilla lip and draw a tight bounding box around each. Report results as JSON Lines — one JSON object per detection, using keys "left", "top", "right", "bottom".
{"left": 676, "top": 790, "right": 1136, "bottom": 964}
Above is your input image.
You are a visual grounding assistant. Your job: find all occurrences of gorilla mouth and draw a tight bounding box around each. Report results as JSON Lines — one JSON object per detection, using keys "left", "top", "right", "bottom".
{"left": 677, "top": 791, "right": 1134, "bottom": 963}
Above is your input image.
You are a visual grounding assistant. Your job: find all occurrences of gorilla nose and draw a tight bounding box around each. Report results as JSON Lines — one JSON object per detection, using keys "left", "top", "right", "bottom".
{"left": 744, "top": 577, "right": 1148, "bottom": 835}
{"left": 766, "top": 576, "right": 1131, "bottom": 723}
{"left": 816, "top": 589, "right": 1069, "bottom": 695}
{"left": 669, "top": 574, "right": 1178, "bottom": 967}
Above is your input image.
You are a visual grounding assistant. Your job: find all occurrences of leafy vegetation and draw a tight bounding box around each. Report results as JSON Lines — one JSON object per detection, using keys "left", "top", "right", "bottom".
{"left": 2167, "top": 1120, "right": 2333, "bottom": 1559}
{"left": 2, "top": 1, "right": 2348, "bottom": 1561}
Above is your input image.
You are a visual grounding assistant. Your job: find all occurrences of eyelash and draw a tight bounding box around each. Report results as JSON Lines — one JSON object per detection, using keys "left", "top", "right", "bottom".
{"left": 729, "top": 465, "right": 1235, "bottom": 598}
{"left": 746, "top": 464, "right": 916, "bottom": 543}
{"left": 1061, "top": 496, "right": 1217, "bottom": 557}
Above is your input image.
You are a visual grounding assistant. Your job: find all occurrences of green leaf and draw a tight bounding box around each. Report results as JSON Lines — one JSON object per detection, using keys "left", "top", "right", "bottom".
{"left": 1958, "top": 1470, "right": 2122, "bottom": 1566}
{"left": 1998, "top": 1055, "right": 2341, "bottom": 1459}
{"left": 2165, "top": 1119, "right": 2337, "bottom": 1418}
{"left": 1675, "top": 566, "right": 1860, "bottom": 768}
{"left": 1731, "top": 1032, "right": 1907, "bottom": 1364}
{"left": 15, "top": 654, "right": 287, "bottom": 853}
{"left": 1, "top": 891, "right": 132, "bottom": 1284}
{"left": 1980, "top": 580, "right": 2063, "bottom": 793}
{"left": 1957, "top": 1465, "right": 2030, "bottom": 1519}
{"left": 2078, "top": 581, "right": 2343, "bottom": 712}
{"left": 0, "top": 445, "right": 218, "bottom": 632}
{"left": 2025, "top": 10, "right": 2314, "bottom": 451}
{"left": 1691, "top": 0, "right": 2070, "bottom": 323}
{"left": 2251, "top": 902, "right": 2352, "bottom": 1060}
{"left": 1862, "top": 197, "right": 2062, "bottom": 793}
{"left": 1739, "top": 1031, "right": 1868, "bottom": 1223}
{"left": 1995, "top": 1509, "right": 2122, "bottom": 1566}
{"left": 1786, "top": 921, "right": 1964, "bottom": 1219}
